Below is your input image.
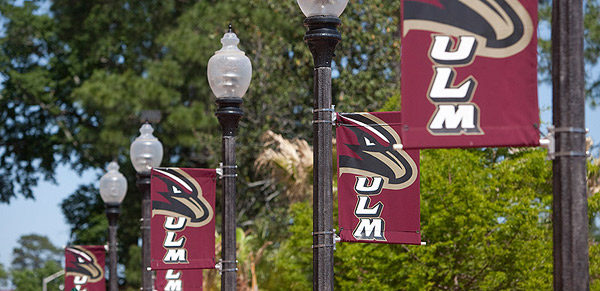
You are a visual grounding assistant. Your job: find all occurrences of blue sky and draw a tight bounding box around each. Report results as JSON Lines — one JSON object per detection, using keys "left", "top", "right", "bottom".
{"left": 0, "top": 166, "right": 99, "bottom": 269}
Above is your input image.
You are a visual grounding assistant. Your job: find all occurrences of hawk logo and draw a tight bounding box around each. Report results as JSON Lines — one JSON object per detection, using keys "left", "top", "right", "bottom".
{"left": 338, "top": 113, "right": 419, "bottom": 241}
{"left": 65, "top": 246, "right": 104, "bottom": 283}
{"left": 338, "top": 113, "right": 417, "bottom": 190}
{"left": 152, "top": 168, "right": 213, "bottom": 228}
{"left": 403, "top": 0, "right": 534, "bottom": 58}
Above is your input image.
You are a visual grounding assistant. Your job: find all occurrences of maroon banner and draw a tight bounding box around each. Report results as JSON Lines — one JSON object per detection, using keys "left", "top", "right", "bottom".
{"left": 155, "top": 269, "right": 203, "bottom": 291}
{"left": 151, "top": 168, "right": 216, "bottom": 270}
{"left": 400, "top": 0, "right": 539, "bottom": 149}
{"left": 64, "top": 245, "right": 106, "bottom": 291}
{"left": 337, "top": 112, "right": 421, "bottom": 244}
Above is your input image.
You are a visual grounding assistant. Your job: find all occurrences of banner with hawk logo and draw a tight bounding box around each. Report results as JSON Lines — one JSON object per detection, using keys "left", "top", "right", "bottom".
{"left": 155, "top": 269, "right": 203, "bottom": 291}
{"left": 336, "top": 112, "right": 421, "bottom": 244}
{"left": 151, "top": 168, "right": 216, "bottom": 270}
{"left": 64, "top": 245, "right": 106, "bottom": 291}
{"left": 400, "top": 0, "right": 540, "bottom": 149}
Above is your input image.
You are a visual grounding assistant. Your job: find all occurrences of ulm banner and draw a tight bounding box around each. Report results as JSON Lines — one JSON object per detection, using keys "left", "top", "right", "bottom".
{"left": 155, "top": 269, "right": 203, "bottom": 291}
{"left": 400, "top": 0, "right": 539, "bottom": 149}
{"left": 64, "top": 245, "right": 106, "bottom": 291}
{"left": 337, "top": 112, "right": 421, "bottom": 244}
{"left": 151, "top": 168, "right": 217, "bottom": 270}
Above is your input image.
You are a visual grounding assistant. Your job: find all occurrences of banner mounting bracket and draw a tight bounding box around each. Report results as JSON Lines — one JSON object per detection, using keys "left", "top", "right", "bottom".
{"left": 540, "top": 126, "right": 590, "bottom": 160}
{"left": 215, "top": 259, "right": 238, "bottom": 275}
{"left": 312, "top": 105, "right": 337, "bottom": 125}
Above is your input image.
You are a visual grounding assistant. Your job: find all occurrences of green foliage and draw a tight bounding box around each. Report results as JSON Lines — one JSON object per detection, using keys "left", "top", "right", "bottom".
{"left": 592, "top": 241, "right": 600, "bottom": 291}
{"left": 1, "top": 0, "right": 600, "bottom": 289}
{"left": 584, "top": 1, "right": 600, "bottom": 106}
{"left": 335, "top": 0, "right": 402, "bottom": 112}
{"left": 264, "top": 149, "right": 555, "bottom": 290}
{"left": 125, "top": 245, "right": 142, "bottom": 289}
{"left": 538, "top": 0, "right": 600, "bottom": 106}
{"left": 0, "top": 263, "right": 7, "bottom": 286}
{"left": 589, "top": 157, "right": 600, "bottom": 290}
{"left": 0, "top": 0, "right": 404, "bottom": 204}
{"left": 8, "top": 234, "right": 63, "bottom": 291}
{"left": 11, "top": 260, "right": 62, "bottom": 291}
{"left": 261, "top": 202, "right": 313, "bottom": 290}
{"left": 0, "top": 0, "right": 75, "bottom": 202}
{"left": 11, "top": 234, "right": 62, "bottom": 271}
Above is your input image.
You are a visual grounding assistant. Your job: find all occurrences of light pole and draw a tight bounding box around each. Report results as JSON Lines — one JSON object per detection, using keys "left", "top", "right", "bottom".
{"left": 297, "top": 1, "right": 348, "bottom": 290}
{"left": 207, "top": 24, "right": 252, "bottom": 291}
{"left": 130, "top": 122, "right": 163, "bottom": 291}
{"left": 552, "top": 0, "right": 589, "bottom": 289}
{"left": 99, "top": 161, "right": 128, "bottom": 291}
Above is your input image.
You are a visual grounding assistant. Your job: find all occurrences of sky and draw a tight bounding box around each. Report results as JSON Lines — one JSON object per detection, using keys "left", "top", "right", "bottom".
{"left": 0, "top": 167, "right": 99, "bottom": 269}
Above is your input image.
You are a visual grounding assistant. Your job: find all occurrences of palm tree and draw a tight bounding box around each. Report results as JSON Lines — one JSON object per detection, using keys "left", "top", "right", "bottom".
{"left": 254, "top": 130, "right": 313, "bottom": 204}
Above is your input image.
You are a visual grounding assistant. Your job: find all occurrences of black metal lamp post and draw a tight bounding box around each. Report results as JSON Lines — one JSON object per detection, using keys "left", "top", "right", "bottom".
{"left": 130, "top": 122, "right": 164, "bottom": 291}
{"left": 297, "top": 0, "right": 348, "bottom": 290}
{"left": 551, "top": 1, "right": 589, "bottom": 289}
{"left": 207, "top": 25, "right": 252, "bottom": 291}
{"left": 99, "top": 161, "right": 128, "bottom": 291}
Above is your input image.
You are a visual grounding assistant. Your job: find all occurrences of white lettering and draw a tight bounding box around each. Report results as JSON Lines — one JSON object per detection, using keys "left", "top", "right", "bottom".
{"left": 164, "top": 232, "right": 185, "bottom": 248}
{"left": 430, "top": 104, "right": 477, "bottom": 131}
{"left": 164, "top": 279, "right": 182, "bottom": 291}
{"left": 164, "top": 249, "right": 187, "bottom": 263}
{"left": 73, "top": 276, "right": 88, "bottom": 284}
{"left": 162, "top": 216, "right": 188, "bottom": 265}
{"left": 427, "top": 34, "right": 482, "bottom": 135}
{"left": 164, "top": 269, "right": 182, "bottom": 291}
{"left": 355, "top": 196, "right": 383, "bottom": 217}
{"left": 353, "top": 218, "right": 386, "bottom": 240}
{"left": 73, "top": 275, "right": 89, "bottom": 291}
{"left": 429, "top": 67, "right": 474, "bottom": 102}
{"left": 354, "top": 176, "right": 383, "bottom": 194}
{"left": 165, "top": 269, "right": 181, "bottom": 280}
{"left": 431, "top": 35, "right": 477, "bottom": 63}
{"left": 352, "top": 176, "right": 386, "bottom": 241}
{"left": 164, "top": 217, "right": 187, "bottom": 230}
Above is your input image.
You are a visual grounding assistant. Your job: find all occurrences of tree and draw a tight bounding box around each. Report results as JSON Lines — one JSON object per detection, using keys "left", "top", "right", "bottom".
{"left": 255, "top": 130, "right": 313, "bottom": 204}
{"left": 11, "top": 261, "right": 62, "bottom": 291}
{"left": 262, "top": 149, "right": 557, "bottom": 290}
{"left": 11, "top": 234, "right": 62, "bottom": 270}
{"left": 9, "top": 234, "right": 63, "bottom": 291}
{"left": 1, "top": 0, "right": 600, "bottom": 289}
{"left": 588, "top": 140, "right": 600, "bottom": 290}
{"left": 0, "top": 0, "right": 76, "bottom": 203}
{"left": 53, "top": 1, "right": 404, "bottom": 288}
{"left": 538, "top": 0, "right": 600, "bottom": 106}
{"left": 0, "top": 263, "right": 8, "bottom": 287}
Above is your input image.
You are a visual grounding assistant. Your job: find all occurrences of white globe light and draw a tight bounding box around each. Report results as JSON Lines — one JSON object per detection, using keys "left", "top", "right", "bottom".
{"left": 99, "top": 161, "right": 128, "bottom": 204}
{"left": 207, "top": 28, "right": 252, "bottom": 99}
{"left": 130, "top": 123, "right": 163, "bottom": 174}
{"left": 297, "top": 0, "right": 349, "bottom": 17}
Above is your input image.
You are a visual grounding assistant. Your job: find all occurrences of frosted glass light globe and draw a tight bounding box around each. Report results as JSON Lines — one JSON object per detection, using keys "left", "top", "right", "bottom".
{"left": 99, "top": 162, "right": 128, "bottom": 204}
{"left": 130, "top": 123, "right": 163, "bottom": 174}
{"left": 297, "top": 0, "right": 349, "bottom": 17}
{"left": 207, "top": 29, "right": 252, "bottom": 99}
